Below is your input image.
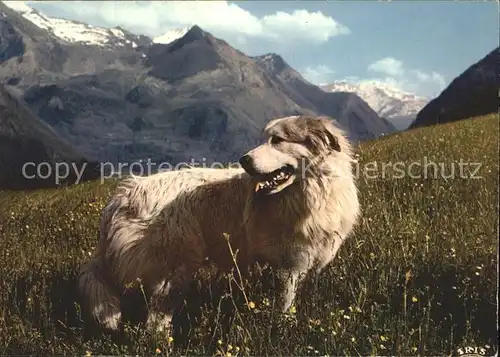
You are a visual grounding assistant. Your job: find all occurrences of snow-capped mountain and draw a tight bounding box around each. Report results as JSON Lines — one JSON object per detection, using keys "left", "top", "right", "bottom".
{"left": 153, "top": 27, "right": 192, "bottom": 45}
{"left": 2, "top": 1, "right": 147, "bottom": 48}
{"left": 320, "top": 80, "right": 429, "bottom": 130}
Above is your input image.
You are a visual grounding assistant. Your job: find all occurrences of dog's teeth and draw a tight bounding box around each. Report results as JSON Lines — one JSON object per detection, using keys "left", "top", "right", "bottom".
{"left": 255, "top": 169, "right": 293, "bottom": 193}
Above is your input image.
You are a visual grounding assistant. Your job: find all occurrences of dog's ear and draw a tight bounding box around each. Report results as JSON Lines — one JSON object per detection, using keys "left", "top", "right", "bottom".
{"left": 304, "top": 129, "right": 340, "bottom": 153}
{"left": 301, "top": 117, "right": 342, "bottom": 153}
{"left": 324, "top": 129, "right": 341, "bottom": 152}
{"left": 319, "top": 118, "right": 342, "bottom": 152}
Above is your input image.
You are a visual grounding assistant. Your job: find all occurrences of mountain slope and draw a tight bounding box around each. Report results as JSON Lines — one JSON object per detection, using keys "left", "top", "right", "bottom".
{"left": 1, "top": 3, "right": 395, "bottom": 165}
{"left": 254, "top": 54, "right": 397, "bottom": 139}
{"left": 321, "top": 80, "right": 428, "bottom": 130}
{"left": 0, "top": 1, "right": 148, "bottom": 89}
{"left": 410, "top": 47, "right": 498, "bottom": 129}
{"left": 0, "top": 84, "right": 97, "bottom": 189}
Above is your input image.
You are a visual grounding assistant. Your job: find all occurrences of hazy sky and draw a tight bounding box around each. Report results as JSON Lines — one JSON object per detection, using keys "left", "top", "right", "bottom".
{"left": 24, "top": 1, "right": 499, "bottom": 98}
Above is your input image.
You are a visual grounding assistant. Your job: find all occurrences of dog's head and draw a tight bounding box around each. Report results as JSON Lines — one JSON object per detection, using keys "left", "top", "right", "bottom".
{"left": 239, "top": 115, "right": 348, "bottom": 195}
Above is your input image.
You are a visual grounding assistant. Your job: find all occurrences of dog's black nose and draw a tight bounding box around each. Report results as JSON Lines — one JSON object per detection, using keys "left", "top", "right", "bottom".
{"left": 239, "top": 154, "right": 252, "bottom": 168}
{"left": 239, "top": 155, "right": 257, "bottom": 175}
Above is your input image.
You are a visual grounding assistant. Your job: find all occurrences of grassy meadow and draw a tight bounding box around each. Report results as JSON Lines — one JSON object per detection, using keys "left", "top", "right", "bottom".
{"left": 0, "top": 114, "right": 498, "bottom": 356}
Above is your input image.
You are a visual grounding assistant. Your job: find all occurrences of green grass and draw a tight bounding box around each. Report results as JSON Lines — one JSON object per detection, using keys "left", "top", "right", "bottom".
{"left": 0, "top": 114, "right": 498, "bottom": 356}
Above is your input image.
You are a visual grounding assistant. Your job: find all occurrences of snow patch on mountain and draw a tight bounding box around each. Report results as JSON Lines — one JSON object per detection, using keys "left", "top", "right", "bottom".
{"left": 2, "top": 1, "right": 138, "bottom": 48}
{"left": 320, "top": 80, "right": 429, "bottom": 130}
{"left": 153, "top": 27, "right": 192, "bottom": 45}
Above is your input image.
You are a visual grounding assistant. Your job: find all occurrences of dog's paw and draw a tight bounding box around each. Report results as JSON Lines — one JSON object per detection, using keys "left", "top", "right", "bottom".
{"left": 146, "top": 312, "right": 173, "bottom": 335}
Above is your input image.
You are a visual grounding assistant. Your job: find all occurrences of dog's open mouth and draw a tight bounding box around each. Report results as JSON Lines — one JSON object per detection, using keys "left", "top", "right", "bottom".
{"left": 254, "top": 165, "right": 295, "bottom": 195}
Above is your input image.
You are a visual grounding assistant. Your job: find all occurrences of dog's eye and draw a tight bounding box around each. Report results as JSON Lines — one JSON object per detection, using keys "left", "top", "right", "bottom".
{"left": 269, "top": 136, "right": 285, "bottom": 145}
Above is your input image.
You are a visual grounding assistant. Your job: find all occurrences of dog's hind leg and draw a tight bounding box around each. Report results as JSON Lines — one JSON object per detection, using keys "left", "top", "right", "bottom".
{"left": 146, "top": 261, "right": 201, "bottom": 334}
{"left": 146, "top": 279, "right": 175, "bottom": 334}
{"left": 78, "top": 257, "right": 122, "bottom": 331}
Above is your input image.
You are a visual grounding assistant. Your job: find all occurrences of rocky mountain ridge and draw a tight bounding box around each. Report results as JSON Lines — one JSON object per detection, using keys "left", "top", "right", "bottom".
{"left": 1, "top": 1, "right": 395, "bottom": 167}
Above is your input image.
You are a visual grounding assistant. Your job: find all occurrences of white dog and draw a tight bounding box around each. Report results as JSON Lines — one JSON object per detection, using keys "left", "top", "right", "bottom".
{"left": 78, "top": 115, "right": 360, "bottom": 332}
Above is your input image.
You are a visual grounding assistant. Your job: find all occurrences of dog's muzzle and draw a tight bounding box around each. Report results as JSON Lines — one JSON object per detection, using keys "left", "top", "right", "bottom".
{"left": 239, "top": 155, "right": 259, "bottom": 176}
{"left": 239, "top": 154, "right": 296, "bottom": 195}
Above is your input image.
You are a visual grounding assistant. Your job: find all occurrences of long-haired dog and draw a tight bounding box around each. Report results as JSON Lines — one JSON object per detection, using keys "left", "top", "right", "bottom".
{"left": 78, "top": 115, "right": 360, "bottom": 332}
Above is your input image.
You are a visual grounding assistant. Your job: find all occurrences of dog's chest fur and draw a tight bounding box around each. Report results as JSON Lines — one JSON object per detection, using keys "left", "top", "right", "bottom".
{"left": 244, "top": 184, "right": 345, "bottom": 271}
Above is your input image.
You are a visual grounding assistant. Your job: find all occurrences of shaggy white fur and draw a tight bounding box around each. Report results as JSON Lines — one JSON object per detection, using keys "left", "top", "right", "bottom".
{"left": 78, "top": 115, "right": 360, "bottom": 332}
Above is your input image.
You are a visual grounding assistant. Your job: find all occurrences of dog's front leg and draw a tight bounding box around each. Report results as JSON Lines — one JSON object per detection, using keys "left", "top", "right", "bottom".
{"left": 274, "top": 268, "right": 308, "bottom": 313}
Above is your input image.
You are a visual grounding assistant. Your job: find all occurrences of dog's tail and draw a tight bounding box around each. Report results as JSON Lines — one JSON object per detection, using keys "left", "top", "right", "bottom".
{"left": 78, "top": 250, "right": 122, "bottom": 331}
{"left": 78, "top": 175, "right": 146, "bottom": 331}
